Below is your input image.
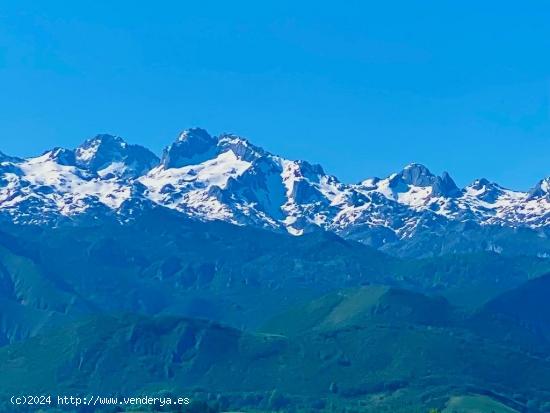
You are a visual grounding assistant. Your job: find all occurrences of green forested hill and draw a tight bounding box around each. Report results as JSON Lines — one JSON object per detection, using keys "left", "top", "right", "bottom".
{"left": 1, "top": 211, "right": 550, "bottom": 412}
{"left": 1, "top": 209, "right": 548, "bottom": 339}
{"left": 1, "top": 287, "right": 549, "bottom": 412}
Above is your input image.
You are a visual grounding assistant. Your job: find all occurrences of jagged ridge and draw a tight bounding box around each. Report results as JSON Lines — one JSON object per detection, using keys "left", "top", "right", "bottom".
{"left": 0, "top": 128, "right": 549, "bottom": 252}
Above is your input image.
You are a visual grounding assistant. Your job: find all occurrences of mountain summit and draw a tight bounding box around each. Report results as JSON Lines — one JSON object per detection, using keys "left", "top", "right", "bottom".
{"left": 387, "top": 163, "right": 460, "bottom": 197}
{"left": 75, "top": 134, "right": 159, "bottom": 178}
{"left": 161, "top": 128, "right": 218, "bottom": 169}
{"left": 398, "top": 163, "right": 436, "bottom": 186}
{"left": 528, "top": 177, "right": 550, "bottom": 200}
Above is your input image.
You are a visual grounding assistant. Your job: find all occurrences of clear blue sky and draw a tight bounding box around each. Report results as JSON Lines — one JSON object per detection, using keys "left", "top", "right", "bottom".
{"left": 1, "top": 1, "right": 549, "bottom": 189}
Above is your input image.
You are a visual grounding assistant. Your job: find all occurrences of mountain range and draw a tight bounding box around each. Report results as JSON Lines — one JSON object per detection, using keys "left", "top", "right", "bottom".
{"left": 2, "top": 131, "right": 550, "bottom": 411}
{"left": 1, "top": 128, "right": 549, "bottom": 257}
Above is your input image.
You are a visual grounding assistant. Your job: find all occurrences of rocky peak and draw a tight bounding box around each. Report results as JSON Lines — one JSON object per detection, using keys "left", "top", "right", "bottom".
{"left": 528, "top": 178, "right": 550, "bottom": 200}
{"left": 466, "top": 178, "right": 507, "bottom": 202}
{"left": 75, "top": 134, "right": 159, "bottom": 178}
{"left": 161, "top": 128, "right": 218, "bottom": 169}
{"left": 432, "top": 171, "right": 461, "bottom": 197}
{"left": 46, "top": 147, "right": 77, "bottom": 166}
{"left": 389, "top": 163, "right": 460, "bottom": 197}
{"left": 217, "top": 134, "right": 265, "bottom": 162}
{"left": 399, "top": 163, "right": 435, "bottom": 187}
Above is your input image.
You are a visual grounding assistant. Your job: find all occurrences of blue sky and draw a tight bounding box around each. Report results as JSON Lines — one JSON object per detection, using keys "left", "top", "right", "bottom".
{"left": 1, "top": 1, "right": 549, "bottom": 189}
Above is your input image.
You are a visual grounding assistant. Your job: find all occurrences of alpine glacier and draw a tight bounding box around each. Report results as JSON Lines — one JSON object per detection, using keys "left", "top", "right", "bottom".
{"left": 1, "top": 128, "right": 549, "bottom": 254}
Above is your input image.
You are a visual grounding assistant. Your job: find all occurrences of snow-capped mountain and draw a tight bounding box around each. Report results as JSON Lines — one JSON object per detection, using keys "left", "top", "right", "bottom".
{"left": 75, "top": 134, "right": 159, "bottom": 178}
{"left": 1, "top": 128, "right": 549, "bottom": 253}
